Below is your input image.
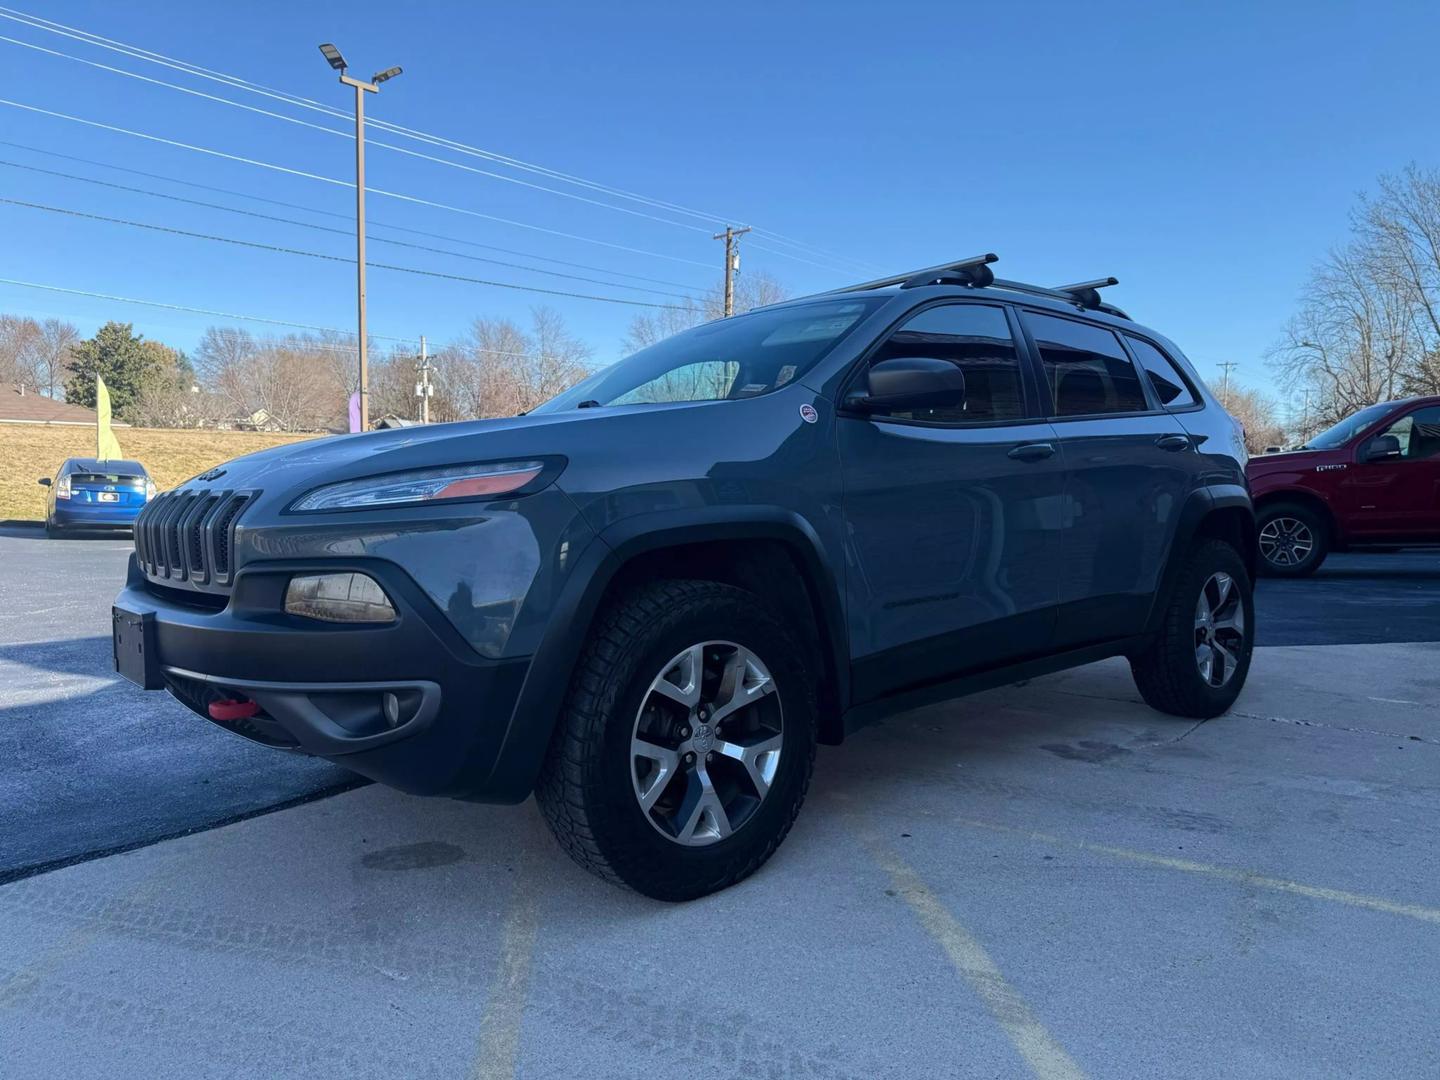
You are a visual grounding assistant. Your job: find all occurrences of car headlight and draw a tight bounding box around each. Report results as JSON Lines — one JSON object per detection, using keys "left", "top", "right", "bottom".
{"left": 289, "top": 460, "right": 548, "bottom": 513}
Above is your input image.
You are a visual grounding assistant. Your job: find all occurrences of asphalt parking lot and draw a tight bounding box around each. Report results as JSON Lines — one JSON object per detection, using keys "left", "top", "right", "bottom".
{"left": 2, "top": 527, "right": 1438, "bottom": 1078}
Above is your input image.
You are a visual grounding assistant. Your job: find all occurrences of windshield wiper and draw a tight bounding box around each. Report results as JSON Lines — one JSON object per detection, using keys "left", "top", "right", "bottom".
{"left": 576, "top": 399, "right": 603, "bottom": 409}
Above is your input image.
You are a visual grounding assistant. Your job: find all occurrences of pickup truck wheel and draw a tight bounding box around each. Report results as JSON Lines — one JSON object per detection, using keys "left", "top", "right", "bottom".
{"left": 1130, "top": 539, "right": 1254, "bottom": 719}
{"left": 536, "top": 579, "right": 816, "bottom": 901}
{"left": 1256, "top": 503, "right": 1328, "bottom": 577}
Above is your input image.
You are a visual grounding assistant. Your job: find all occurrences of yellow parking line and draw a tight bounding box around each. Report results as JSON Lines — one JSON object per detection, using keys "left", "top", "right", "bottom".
{"left": 470, "top": 857, "right": 543, "bottom": 1080}
{"left": 956, "top": 817, "right": 1440, "bottom": 926}
{"left": 863, "top": 834, "right": 1088, "bottom": 1080}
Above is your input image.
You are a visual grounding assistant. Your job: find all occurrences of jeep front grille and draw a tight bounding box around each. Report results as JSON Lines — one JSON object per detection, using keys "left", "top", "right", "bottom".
{"left": 133, "top": 488, "right": 256, "bottom": 587}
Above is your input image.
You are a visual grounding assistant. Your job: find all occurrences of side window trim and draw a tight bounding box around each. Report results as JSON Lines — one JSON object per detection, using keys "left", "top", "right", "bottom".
{"left": 1121, "top": 332, "right": 1203, "bottom": 414}
{"left": 838, "top": 298, "right": 1047, "bottom": 429}
{"left": 1015, "top": 305, "right": 1167, "bottom": 421}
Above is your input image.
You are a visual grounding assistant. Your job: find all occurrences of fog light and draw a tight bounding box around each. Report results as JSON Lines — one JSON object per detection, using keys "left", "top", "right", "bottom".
{"left": 284, "top": 573, "right": 396, "bottom": 623}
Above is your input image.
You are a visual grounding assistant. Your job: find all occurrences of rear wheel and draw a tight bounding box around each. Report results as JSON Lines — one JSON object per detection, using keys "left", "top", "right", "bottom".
{"left": 1131, "top": 539, "right": 1254, "bottom": 718}
{"left": 44, "top": 519, "right": 58, "bottom": 539}
{"left": 536, "top": 579, "right": 816, "bottom": 901}
{"left": 1256, "top": 502, "right": 1328, "bottom": 577}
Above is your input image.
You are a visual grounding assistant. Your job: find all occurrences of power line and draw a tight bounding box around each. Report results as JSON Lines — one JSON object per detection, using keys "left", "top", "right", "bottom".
{"left": 0, "top": 139, "right": 709, "bottom": 291}
{"left": 0, "top": 97, "right": 717, "bottom": 269}
{"left": 0, "top": 4, "right": 879, "bottom": 274}
{"left": 0, "top": 195, "right": 696, "bottom": 309}
{"left": 0, "top": 157, "right": 707, "bottom": 301}
{"left": 0, "top": 276, "right": 413, "bottom": 340}
{"left": 0, "top": 32, "right": 728, "bottom": 238}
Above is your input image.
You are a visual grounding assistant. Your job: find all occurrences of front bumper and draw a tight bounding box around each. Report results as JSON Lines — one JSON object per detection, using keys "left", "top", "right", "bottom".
{"left": 114, "top": 555, "right": 532, "bottom": 799}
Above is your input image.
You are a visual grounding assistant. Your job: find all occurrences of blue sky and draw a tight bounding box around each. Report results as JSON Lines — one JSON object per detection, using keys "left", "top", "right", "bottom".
{"left": 2, "top": 0, "right": 1437, "bottom": 417}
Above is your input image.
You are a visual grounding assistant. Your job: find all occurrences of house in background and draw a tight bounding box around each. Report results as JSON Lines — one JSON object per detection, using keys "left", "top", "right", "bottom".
{"left": 0, "top": 383, "right": 128, "bottom": 427}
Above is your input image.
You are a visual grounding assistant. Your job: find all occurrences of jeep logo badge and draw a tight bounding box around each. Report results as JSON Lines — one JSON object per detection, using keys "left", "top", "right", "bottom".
{"left": 198, "top": 467, "right": 227, "bottom": 482}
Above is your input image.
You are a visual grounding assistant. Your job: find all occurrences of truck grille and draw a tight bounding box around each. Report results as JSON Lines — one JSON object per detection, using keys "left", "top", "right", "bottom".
{"left": 133, "top": 488, "right": 256, "bottom": 588}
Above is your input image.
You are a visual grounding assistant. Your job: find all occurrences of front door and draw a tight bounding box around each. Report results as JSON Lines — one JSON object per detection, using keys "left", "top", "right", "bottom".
{"left": 1017, "top": 310, "right": 1202, "bottom": 648}
{"left": 1343, "top": 404, "right": 1440, "bottom": 537}
{"left": 838, "top": 302, "right": 1066, "bottom": 702}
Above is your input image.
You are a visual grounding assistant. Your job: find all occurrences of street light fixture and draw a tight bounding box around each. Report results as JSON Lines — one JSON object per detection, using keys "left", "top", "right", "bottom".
{"left": 319, "top": 42, "right": 401, "bottom": 433}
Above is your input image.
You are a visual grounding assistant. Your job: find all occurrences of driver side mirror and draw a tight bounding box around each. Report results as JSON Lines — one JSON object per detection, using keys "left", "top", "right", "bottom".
{"left": 36, "top": 477, "right": 51, "bottom": 487}
{"left": 1363, "top": 434, "right": 1403, "bottom": 462}
{"left": 845, "top": 356, "right": 967, "bottom": 414}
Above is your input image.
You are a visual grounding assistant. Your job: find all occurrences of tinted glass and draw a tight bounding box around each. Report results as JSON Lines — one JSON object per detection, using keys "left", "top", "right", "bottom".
{"left": 1378, "top": 406, "right": 1440, "bottom": 460}
{"left": 1304, "top": 401, "right": 1395, "bottom": 449}
{"left": 867, "top": 304, "right": 1023, "bottom": 423}
{"left": 1127, "top": 336, "right": 1197, "bottom": 409}
{"left": 1024, "top": 312, "right": 1148, "bottom": 416}
{"left": 532, "top": 297, "right": 883, "bottom": 412}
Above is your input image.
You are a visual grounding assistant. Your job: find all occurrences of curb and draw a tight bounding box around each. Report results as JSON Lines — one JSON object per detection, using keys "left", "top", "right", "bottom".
{"left": 0, "top": 519, "right": 42, "bottom": 529}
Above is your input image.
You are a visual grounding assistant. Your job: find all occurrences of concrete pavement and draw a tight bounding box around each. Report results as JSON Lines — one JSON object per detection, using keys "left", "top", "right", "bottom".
{"left": 3, "top": 641, "right": 1438, "bottom": 1078}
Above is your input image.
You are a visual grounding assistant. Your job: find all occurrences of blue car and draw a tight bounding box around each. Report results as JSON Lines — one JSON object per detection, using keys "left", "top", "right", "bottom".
{"left": 38, "top": 458, "right": 156, "bottom": 537}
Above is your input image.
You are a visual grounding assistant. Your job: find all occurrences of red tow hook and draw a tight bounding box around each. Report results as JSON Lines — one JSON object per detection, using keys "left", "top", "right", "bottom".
{"left": 208, "top": 698, "right": 261, "bottom": 722}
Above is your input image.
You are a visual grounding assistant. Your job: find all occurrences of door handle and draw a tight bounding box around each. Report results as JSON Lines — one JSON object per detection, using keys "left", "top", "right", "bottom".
{"left": 1156, "top": 434, "right": 1192, "bottom": 452}
{"left": 1008, "top": 442, "right": 1056, "bottom": 462}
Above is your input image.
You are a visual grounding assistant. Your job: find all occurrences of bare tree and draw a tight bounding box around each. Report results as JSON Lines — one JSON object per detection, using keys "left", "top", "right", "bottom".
{"left": 30, "top": 319, "right": 79, "bottom": 397}
{"left": 1271, "top": 165, "right": 1440, "bottom": 421}
{"left": 0, "top": 314, "right": 43, "bottom": 390}
{"left": 446, "top": 308, "right": 592, "bottom": 418}
{"left": 1222, "top": 382, "right": 1288, "bottom": 453}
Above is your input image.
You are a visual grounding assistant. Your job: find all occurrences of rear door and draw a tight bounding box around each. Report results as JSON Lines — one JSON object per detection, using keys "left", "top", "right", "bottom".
{"left": 837, "top": 301, "right": 1066, "bottom": 701}
{"left": 1343, "top": 404, "right": 1440, "bottom": 537}
{"left": 1017, "top": 310, "right": 1205, "bottom": 648}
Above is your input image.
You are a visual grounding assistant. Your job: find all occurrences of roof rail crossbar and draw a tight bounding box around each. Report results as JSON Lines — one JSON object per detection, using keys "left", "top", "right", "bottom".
{"left": 989, "top": 276, "right": 1131, "bottom": 320}
{"left": 1052, "top": 277, "right": 1120, "bottom": 310}
{"left": 832, "top": 253, "right": 998, "bottom": 294}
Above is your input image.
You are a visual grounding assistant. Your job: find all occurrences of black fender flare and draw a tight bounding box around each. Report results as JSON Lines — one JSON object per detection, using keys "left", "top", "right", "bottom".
{"left": 470, "top": 505, "right": 849, "bottom": 803}
{"left": 1143, "top": 484, "right": 1255, "bottom": 636}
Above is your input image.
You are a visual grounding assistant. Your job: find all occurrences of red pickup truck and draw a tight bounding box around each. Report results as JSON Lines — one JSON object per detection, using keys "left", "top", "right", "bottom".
{"left": 1247, "top": 396, "right": 1440, "bottom": 575}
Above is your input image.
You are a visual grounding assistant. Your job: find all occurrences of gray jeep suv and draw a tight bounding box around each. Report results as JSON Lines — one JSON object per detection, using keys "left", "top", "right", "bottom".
{"left": 113, "top": 255, "right": 1256, "bottom": 900}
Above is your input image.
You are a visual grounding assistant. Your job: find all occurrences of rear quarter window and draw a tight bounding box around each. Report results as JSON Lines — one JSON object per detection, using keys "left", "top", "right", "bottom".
{"left": 1127, "top": 336, "right": 1198, "bottom": 409}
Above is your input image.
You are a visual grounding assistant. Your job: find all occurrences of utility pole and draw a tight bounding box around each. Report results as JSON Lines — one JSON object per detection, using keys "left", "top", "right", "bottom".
{"left": 319, "top": 44, "right": 402, "bottom": 432}
{"left": 1299, "top": 387, "right": 1316, "bottom": 441}
{"left": 415, "top": 335, "right": 434, "bottom": 423}
{"left": 712, "top": 225, "right": 752, "bottom": 317}
{"left": 1216, "top": 361, "right": 1239, "bottom": 408}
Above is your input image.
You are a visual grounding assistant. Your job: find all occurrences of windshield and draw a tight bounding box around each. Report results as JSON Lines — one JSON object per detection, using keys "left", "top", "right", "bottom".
{"left": 532, "top": 297, "right": 884, "bottom": 413}
{"left": 1303, "top": 402, "right": 1395, "bottom": 449}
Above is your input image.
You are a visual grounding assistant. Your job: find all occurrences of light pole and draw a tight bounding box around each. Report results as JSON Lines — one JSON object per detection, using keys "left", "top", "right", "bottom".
{"left": 319, "top": 43, "right": 402, "bottom": 432}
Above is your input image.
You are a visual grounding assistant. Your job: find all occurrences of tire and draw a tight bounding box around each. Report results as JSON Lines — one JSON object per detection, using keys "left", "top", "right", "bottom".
{"left": 1130, "top": 539, "right": 1254, "bottom": 719}
{"left": 536, "top": 579, "right": 817, "bottom": 901}
{"left": 44, "top": 520, "right": 57, "bottom": 539}
{"left": 1256, "top": 502, "right": 1329, "bottom": 577}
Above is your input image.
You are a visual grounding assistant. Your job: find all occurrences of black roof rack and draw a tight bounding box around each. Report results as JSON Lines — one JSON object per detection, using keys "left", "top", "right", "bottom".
{"left": 832, "top": 253, "right": 998, "bottom": 293}
{"left": 991, "top": 275, "right": 1130, "bottom": 320}
{"left": 822, "top": 255, "right": 1130, "bottom": 320}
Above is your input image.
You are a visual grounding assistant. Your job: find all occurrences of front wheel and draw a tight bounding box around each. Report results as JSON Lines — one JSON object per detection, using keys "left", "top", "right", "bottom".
{"left": 536, "top": 579, "right": 817, "bottom": 901}
{"left": 1131, "top": 540, "right": 1254, "bottom": 719}
{"left": 1256, "top": 503, "right": 1328, "bottom": 577}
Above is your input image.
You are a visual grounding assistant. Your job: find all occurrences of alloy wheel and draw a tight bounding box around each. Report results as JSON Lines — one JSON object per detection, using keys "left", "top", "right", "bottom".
{"left": 1258, "top": 516, "right": 1314, "bottom": 568}
{"left": 630, "top": 641, "right": 782, "bottom": 846}
{"left": 1194, "top": 571, "right": 1246, "bottom": 687}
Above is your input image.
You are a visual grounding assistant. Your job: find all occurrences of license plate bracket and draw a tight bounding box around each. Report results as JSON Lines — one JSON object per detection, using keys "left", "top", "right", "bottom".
{"left": 98, "top": 491, "right": 119, "bottom": 502}
{"left": 113, "top": 606, "right": 163, "bottom": 689}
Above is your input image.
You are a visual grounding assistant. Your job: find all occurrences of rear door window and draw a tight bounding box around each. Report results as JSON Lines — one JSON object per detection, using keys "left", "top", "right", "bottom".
{"left": 1022, "top": 311, "right": 1149, "bottom": 416}
{"left": 1127, "top": 336, "right": 1198, "bottom": 409}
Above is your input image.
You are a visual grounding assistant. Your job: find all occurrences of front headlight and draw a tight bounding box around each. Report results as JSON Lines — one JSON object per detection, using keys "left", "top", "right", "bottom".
{"left": 289, "top": 460, "right": 548, "bottom": 513}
